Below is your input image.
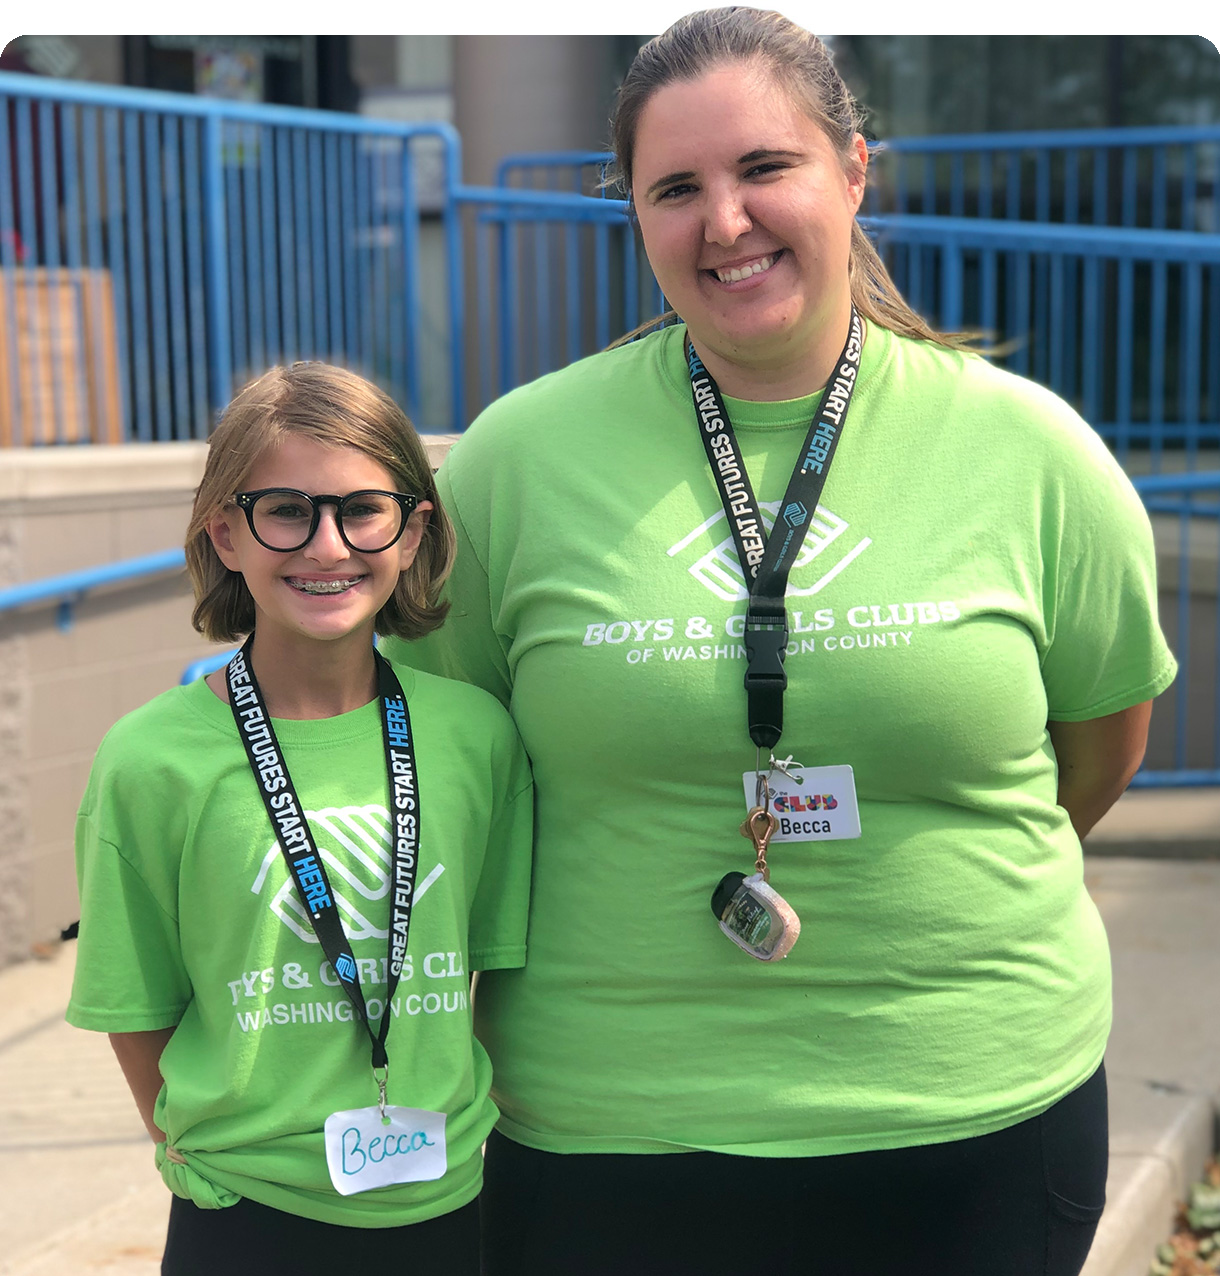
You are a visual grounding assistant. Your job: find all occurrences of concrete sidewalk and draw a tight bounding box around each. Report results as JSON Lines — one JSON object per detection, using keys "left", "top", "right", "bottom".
{"left": 1088, "top": 786, "right": 1220, "bottom": 860}
{"left": 1, "top": 786, "right": 1217, "bottom": 1276}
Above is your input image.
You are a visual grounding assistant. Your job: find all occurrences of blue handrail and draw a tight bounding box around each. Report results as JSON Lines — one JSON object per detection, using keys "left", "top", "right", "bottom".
{"left": 459, "top": 186, "right": 629, "bottom": 220}
{"left": 0, "top": 548, "right": 185, "bottom": 613}
{"left": 180, "top": 649, "right": 237, "bottom": 683}
{"left": 0, "top": 548, "right": 186, "bottom": 631}
{"left": 880, "top": 124, "right": 1220, "bottom": 153}
{"left": 869, "top": 214, "right": 1220, "bottom": 262}
{"left": 0, "top": 547, "right": 230, "bottom": 678}
{"left": 0, "top": 72, "right": 460, "bottom": 137}
{"left": 496, "top": 151, "right": 616, "bottom": 187}
{"left": 1131, "top": 472, "right": 1220, "bottom": 495}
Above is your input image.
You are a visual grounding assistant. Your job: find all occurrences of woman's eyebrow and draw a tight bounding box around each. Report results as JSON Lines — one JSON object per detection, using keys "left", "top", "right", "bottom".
{"left": 644, "top": 169, "right": 696, "bottom": 200}
{"left": 643, "top": 148, "right": 804, "bottom": 200}
{"left": 737, "top": 147, "right": 803, "bottom": 163}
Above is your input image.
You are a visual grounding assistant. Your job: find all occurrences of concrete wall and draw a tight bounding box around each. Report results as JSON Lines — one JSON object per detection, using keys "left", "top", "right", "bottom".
{"left": 0, "top": 438, "right": 458, "bottom": 971}
{"left": 0, "top": 445, "right": 217, "bottom": 966}
{"left": 453, "top": 36, "right": 617, "bottom": 186}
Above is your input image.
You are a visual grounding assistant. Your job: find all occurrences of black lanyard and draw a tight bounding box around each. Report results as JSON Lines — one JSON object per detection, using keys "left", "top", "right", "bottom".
{"left": 226, "top": 638, "right": 420, "bottom": 1079}
{"left": 686, "top": 307, "right": 863, "bottom": 749}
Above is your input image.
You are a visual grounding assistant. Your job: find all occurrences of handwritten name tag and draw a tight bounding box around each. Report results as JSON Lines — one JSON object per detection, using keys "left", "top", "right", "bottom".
{"left": 324, "top": 1105, "right": 447, "bottom": 1196}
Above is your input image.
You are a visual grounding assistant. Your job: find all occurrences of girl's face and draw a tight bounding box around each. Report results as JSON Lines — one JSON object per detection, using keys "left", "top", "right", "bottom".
{"left": 630, "top": 61, "right": 867, "bottom": 394}
{"left": 207, "top": 435, "right": 431, "bottom": 652}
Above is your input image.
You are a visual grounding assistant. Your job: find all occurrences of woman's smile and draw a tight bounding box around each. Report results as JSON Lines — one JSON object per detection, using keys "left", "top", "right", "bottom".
{"left": 706, "top": 250, "right": 784, "bottom": 286}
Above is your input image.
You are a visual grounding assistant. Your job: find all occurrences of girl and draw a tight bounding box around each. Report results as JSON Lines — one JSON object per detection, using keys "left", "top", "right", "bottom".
{"left": 68, "top": 362, "right": 533, "bottom": 1274}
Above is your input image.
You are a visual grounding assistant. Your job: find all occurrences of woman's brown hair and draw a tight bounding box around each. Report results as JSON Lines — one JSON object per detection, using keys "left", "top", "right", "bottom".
{"left": 610, "top": 6, "right": 974, "bottom": 351}
{"left": 185, "top": 362, "right": 456, "bottom": 643}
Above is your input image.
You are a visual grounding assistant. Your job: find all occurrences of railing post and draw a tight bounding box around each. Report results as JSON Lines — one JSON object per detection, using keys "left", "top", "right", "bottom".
{"left": 940, "top": 240, "right": 963, "bottom": 331}
{"left": 202, "top": 113, "right": 232, "bottom": 422}
{"left": 400, "top": 133, "right": 422, "bottom": 426}
{"left": 442, "top": 126, "right": 466, "bottom": 432}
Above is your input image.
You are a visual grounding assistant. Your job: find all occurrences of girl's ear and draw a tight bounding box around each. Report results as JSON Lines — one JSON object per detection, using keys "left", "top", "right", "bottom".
{"left": 396, "top": 501, "right": 433, "bottom": 573}
{"left": 207, "top": 510, "right": 244, "bottom": 573}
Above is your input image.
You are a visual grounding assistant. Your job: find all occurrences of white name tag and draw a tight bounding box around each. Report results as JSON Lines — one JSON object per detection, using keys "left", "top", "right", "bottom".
{"left": 324, "top": 1105, "right": 447, "bottom": 1196}
{"left": 741, "top": 765, "right": 862, "bottom": 843}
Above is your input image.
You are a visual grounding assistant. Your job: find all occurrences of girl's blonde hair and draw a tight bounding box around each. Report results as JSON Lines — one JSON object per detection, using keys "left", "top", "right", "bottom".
{"left": 185, "top": 362, "right": 456, "bottom": 643}
{"left": 610, "top": 6, "right": 975, "bottom": 351}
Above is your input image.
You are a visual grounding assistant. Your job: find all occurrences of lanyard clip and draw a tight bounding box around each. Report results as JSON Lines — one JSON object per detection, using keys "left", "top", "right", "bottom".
{"left": 754, "top": 752, "right": 772, "bottom": 810}
{"left": 743, "top": 609, "right": 788, "bottom": 689}
{"left": 374, "top": 1064, "right": 389, "bottom": 1122}
{"left": 744, "top": 608, "right": 787, "bottom": 750}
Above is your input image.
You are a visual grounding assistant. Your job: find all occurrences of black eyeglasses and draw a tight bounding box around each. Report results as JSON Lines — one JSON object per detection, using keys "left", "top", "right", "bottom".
{"left": 232, "top": 489, "right": 420, "bottom": 553}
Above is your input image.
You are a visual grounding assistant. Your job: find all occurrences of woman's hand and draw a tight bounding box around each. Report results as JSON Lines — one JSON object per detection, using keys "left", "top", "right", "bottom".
{"left": 1047, "top": 701, "right": 1153, "bottom": 840}
{"left": 108, "top": 1028, "right": 177, "bottom": 1143}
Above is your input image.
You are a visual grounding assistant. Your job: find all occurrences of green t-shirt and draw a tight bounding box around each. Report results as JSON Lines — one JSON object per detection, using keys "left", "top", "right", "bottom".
{"left": 68, "top": 661, "right": 533, "bottom": 1226}
{"left": 386, "top": 320, "right": 1176, "bottom": 1158}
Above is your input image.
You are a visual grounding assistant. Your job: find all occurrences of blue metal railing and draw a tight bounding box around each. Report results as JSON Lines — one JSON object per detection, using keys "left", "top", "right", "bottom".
{"left": 0, "top": 73, "right": 467, "bottom": 440}
{"left": 491, "top": 151, "right": 659, "bottom": 401}
{"left": 872, "top": 215, "right": 1220, "bottom": 471}
{"left": 1129, "top": 471, "right": 1220, "bottom": 785}
{"left": 0, "top": 548, "right": 185, "bottom": 629}
{"left": 460, "top": 173, "right": 1220, "bottom": 467}
{"left": 865, "top": 126, "right": 1220, "bottom": 232}
{"left": 461, "top": 172, "right": 643, "bottom": 406}
{"left": 0, "top": 546, "right": 239, "bottom": 678}
{"left": 494, "top": 127, "right": 1220, "bottom": 232}
{"left": 6, "top": 82, "right": 1217, "bottom": 459}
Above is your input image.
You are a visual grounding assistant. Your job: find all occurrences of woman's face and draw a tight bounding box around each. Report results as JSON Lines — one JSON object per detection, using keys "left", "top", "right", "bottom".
{"left": 631, "top": 61, "right": 867, "bottom": 395}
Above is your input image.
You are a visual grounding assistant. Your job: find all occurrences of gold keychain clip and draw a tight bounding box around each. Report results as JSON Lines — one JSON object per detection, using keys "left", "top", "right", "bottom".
{"left": 741, "top": 759, "right": 779, "bottom": 880}
{"left": 739, "top": 806, "right": 779, "bottom": 880}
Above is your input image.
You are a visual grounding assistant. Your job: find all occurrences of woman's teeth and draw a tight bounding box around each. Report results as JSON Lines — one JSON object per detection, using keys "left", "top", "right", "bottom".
{"left": 715, "top": 254, "right": 776, "bottom": 284}
{"left": 289, "top": 577, "right": 362, "bottom": 595}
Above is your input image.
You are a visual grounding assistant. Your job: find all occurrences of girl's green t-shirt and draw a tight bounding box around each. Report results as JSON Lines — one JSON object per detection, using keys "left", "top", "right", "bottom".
{"left": 69, "top": 662, "right": 533, "bottom": 1225}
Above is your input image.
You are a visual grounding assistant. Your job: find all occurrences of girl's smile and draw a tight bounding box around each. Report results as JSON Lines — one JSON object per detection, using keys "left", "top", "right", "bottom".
{"left": 207, "top": 436, "right": 430, "bottom": 654}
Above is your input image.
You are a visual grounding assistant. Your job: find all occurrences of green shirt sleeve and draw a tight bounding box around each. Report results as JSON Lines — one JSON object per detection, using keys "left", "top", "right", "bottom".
{"left": 1039, "top": 425, "right": 1177, "bottom": 720}
{"left": 68, "top": 825, "right": 191, "bottom": 1031}
{"left": 467, "top": 740, "right": 534, "bottom": 972}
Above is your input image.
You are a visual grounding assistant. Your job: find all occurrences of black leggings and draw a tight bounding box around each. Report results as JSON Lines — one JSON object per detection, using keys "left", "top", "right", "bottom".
{"left": 481, "top": 1062, "right": 1108, "bottom": 1276}
{"left": 161, "top": 1193, "right": 479, "bottom": 1275}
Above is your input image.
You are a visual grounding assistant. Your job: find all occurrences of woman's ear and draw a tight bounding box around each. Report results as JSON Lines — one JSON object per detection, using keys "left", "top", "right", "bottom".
{"left": 846, "top": 133, "right": 869, "bottom": 212}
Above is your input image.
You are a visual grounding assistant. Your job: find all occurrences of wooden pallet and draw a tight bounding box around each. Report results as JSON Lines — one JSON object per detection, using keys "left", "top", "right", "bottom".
{"left": 0, "top": 268, "right": 123, "bottom": 446}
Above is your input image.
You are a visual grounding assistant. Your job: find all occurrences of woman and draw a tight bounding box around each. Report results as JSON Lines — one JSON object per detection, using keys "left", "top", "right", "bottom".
{"left": 387, "top": 9, "right": 1176, "bottom": 1274}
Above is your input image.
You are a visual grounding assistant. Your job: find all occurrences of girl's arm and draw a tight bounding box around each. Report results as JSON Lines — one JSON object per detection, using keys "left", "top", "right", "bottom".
{"left": 1047, "top": 700, "right": 1152, "bottom": 840}
{"left": 108, "top": 1027, "right": 177, "bottom": 1143}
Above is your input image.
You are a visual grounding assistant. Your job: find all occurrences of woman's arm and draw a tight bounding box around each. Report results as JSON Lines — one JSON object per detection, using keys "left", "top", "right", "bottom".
{"left": 1046, "top": 700, "right": 1153, "bottom": 840}
{"left": 108, "top": 1027, "right": 177, "bottom": 1143}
